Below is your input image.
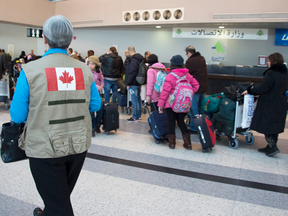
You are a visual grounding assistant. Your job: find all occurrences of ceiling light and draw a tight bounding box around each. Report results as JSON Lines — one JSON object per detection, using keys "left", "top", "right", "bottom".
{"left": 219, "top": 26, "right": 225, "bottom": 29}
{"left": 156, "top": 26, "right": 161, "bottom": 29}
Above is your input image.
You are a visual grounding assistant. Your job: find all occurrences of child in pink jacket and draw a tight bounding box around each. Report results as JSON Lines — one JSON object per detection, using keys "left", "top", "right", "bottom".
{"left": 158, "top": 55, "right": 199, "bottom": 150}
{"left": 146, "top": 54, "right": 167, "bottom": 112}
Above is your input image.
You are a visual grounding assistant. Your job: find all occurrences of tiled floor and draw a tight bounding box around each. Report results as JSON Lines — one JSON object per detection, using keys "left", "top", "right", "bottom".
{"left": 0, "top": 105, "right": 288, "bottom": 216}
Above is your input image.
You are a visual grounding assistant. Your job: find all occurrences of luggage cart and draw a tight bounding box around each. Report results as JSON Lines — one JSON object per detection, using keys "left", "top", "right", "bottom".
{"left": 125, "top": 85, "right": 147, "bottom": 115}
{"left": 214, "top": 94, "right": 255, "bottom": 149}
{"left": 0, "top": 75, "right": 11, "bottom": 110}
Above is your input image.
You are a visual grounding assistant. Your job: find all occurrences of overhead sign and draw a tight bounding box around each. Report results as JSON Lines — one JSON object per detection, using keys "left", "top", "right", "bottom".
{"left": 275, "top": 29, "right": 288, "bottom": 46}
{"left": 173, "top": 28, "right": 268, "bottom": 40}
{"left": 27, "top": 28, "right": 43, "bottom": 38}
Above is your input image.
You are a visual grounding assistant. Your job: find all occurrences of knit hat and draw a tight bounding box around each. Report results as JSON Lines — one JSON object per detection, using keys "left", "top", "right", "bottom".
{"left": 170, "top": 55, "right": 184, "bottom": 66}
{"left": 88, "top": 55, "right": 101, "bottom": 66}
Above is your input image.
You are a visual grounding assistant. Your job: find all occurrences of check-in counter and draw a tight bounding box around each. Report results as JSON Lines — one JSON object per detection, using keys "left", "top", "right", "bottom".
{"left": 161, "top": 63, "right": 266, "bottom": 94}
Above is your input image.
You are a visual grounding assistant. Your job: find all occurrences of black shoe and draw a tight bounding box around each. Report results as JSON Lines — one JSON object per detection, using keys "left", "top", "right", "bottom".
{"left": 189, "top": 129, "right": 197, "bottom": 134}
{"left": 148, "top": 129, "right": 152, "bottom": 134}
{"left": 266, "top": 145, "right": 280, "bottom": 157}
{"left": 258, "top": 145, "right": 270, "bottom": 153}
{"left": 95, "top": 124, "right": 101, "bottom": 133}
{"left": 33, "top": 207, "right": 43, "bottom": 216}
{"left": 126, "top": 117, "right": 139, "bottom": 122}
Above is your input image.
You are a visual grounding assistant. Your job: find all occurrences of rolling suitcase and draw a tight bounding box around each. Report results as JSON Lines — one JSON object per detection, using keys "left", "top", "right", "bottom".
{"left": 193, "top": 114, "right": 216, "bottom": 152}
{"left": 102, "top": 102, "right": 119, "bottom": 134}
{"left": 145, "top": 102, "right": 168, "bottom": 144}
{"left": 113, "top": 91, "right": 127, "bottom": 107}
{"left": 116, "top": 79, "right": 127, "bottom": 95}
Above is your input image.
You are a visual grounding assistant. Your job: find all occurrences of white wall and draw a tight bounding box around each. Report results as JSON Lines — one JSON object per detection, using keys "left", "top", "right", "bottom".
{"left": 0, "top": 23, "right": 39, "bottom": 59}
{"left": 1, "top": 23, "right": 288, "bottom": 66}
{"left": 69, "top": 27, "right": 288, "bottom": 66}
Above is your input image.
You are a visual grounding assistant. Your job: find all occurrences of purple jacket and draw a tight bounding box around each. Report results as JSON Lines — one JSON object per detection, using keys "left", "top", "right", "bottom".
{"left": 91, "top": 69, "right": 104, "bottom": 91}
{"left": 158, "top": 68, "right": 199, "bottom": 109}
{"left": 146, "top": 62, "right": 166, "bottom": 102}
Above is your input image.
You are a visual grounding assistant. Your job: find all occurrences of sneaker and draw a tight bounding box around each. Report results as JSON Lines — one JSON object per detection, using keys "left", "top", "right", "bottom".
{"left": 126, "top": 117, "right": 139, "bottom": 122}
{"left": 33, "top": 207, "right": 43, "bottom": 216}
{"left": 138, "top": 117, "right": 142, "bottom": 120}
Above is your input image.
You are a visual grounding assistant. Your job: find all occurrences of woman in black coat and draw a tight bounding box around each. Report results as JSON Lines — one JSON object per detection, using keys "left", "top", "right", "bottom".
{"left": 243, "top": 52, "right": 287, "bottom": 157}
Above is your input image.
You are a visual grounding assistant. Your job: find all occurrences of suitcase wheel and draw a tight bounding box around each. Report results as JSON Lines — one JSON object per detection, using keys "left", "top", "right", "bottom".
{"left": 105, "top": 131, "right": 109, "bottom": 135}
{"left": 155, "top": 140, "right": 160, "bottom": 144}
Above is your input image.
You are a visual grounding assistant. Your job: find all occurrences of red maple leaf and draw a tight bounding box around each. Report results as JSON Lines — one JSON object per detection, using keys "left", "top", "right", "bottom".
{"left": 59, "top": 70, "right": 74, "bottom": 88}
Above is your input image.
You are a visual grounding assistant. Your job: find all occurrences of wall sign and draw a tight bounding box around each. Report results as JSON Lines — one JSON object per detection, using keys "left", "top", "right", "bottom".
{"left": 258, "top": 55, "right": 267, "bottom": 67}
{"left": 275, "top": 29, "right": 288, "bottom": 46}
{"left": 173, "top": 28, "right": 268, "bottom": 40}
{"left": 27, "top": 28, "right": 43, "bottom": 38}
{"left": 211, "top": 40, "right": 227, "bottom": 61}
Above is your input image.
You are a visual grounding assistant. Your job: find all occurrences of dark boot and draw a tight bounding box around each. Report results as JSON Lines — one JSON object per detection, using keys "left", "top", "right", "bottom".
{"left": 258, "top": 145, "right": 270, "bottom": 153}
{"left": 95, "top": 124, "right": 101, "bottom": 133}
{"left": 265, "top": 136, "right": 280, "bottom": 157}
{"left": 167, "top": 134, "right": 176, "bottom": 149}
{"left": 92, "top": 128, "right": 96, "bottom": 137}
{"left": 183, "top": 133, "right": 192, "bottom": 150}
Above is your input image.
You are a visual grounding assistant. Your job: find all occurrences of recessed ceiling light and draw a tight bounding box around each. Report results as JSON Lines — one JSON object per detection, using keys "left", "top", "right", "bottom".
{"left": 219, "top": 26, "right": 225, "bottom": 29}
{"left": 156, "top": 26, "right": 161, "bottom": 29}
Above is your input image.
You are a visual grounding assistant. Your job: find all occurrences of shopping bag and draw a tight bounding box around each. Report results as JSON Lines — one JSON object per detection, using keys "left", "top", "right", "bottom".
{"left": 1, "top": 122, "right": 27, "bottom": 163}
{"left": 241, "top": 94, "right": 254, "bottom": 128}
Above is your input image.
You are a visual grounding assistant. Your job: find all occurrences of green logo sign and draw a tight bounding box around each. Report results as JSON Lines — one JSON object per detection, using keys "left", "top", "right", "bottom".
{"left": 213, "top": 40, "right": 225, "bottom": 54}
{"left": 176, "top": 28, "right": 182, "bottom": 35}
{"left": 257, "top": 30, "right": 264, "bottom": 36}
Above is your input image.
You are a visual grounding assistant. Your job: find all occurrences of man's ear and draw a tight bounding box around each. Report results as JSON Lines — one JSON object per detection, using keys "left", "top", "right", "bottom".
{"left": 42, "top": 34, "right": 47, "bottom": 44}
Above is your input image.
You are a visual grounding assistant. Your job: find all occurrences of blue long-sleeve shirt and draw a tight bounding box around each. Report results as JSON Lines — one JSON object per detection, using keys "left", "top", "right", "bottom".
{"left": 10, "top": 48, "right": 101, "bottom": 123}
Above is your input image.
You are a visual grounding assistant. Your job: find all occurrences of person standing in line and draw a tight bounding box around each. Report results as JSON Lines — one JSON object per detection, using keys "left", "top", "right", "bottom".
{"left": 88, "top": 55, "right": 104, "bottom": 136}
{"left": 158, "top": 55, "right": 199, "bottom": 149}
{"left": 144, "top": 51, "right": 151, "bottom": 64}
{"left": 185, "top": 46, "right": 208, "bottom": 134}
{"left": 242, "top": 52, "right": 287, "bottom": 157}
{"left": 145, "top": 54, "right": 166, "bottom": 112}
{"left": 0, "top": 50, "right": 8, "bottom": 79}
{"left": 10, "top": 15, "right": 101, "bottom": 216}
{"left": 99, "top": 47, "right": 124, "bottom": 103}
{"left": 85, "top": 50, "right": 94, "bottom": 64}
{"left": 125, "top": 46, "right": 144, "bottom": 122}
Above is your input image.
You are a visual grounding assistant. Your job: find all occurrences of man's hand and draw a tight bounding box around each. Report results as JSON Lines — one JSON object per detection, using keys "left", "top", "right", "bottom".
{"left": 158, "top": 107, "right": 164, "bottom": 113}
{"left": 126, "top": 85, "right": 130, "bottom": 91}
{"left": 242, "top": 90, "right": 248, "bottom": 95}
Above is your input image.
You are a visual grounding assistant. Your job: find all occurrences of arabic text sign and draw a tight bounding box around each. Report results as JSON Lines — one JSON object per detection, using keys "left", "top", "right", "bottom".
{"left": 173, "top": 28, "right": 268, "bottom": 40}
{"left": 275, "top": 29, "right": 288, "bottom": 46}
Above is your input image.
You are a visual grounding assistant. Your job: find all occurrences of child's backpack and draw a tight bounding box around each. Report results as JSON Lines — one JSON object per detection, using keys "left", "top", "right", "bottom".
{"left": 168, "top": 72, "right": 194, "bottom": 113}
{"left": 136, "top": 61, "right": 148, "bottom": 85}
{"left": 154, "top": 70, "right": 168, "bottom": 93}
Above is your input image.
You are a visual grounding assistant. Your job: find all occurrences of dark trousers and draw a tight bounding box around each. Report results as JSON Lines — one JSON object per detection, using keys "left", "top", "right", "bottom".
{"left": 29, "top": 151, "right": 87, "bottom": 216}
{"left": 165, "top": 108, "right": 189, "bottom": 135}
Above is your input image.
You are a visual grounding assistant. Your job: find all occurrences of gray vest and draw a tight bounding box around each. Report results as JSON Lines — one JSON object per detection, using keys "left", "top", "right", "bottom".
{"left": 19, "top": 53, "right": 93, "bottom": 158}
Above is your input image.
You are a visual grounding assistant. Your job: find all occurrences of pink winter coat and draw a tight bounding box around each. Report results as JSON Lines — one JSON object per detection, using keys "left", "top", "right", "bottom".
{"left": 91, "top": 69, "right": 104, "bottom": 91}
{"left": 158, "top": 68, "right": 200, "bottom": 109}
{"left": 146, "top": 62, "right": 166, "bottom": 102}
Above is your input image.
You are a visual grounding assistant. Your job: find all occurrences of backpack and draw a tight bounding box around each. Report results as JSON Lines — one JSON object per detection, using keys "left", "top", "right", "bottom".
{"left": 168, "top": 72, "right": 194, "bottom": 113}
{"left": 154, "top": 70, "right": 168, "bottom": 93}
{"left": 136, "top": 61, "right": 148, "bottom": 85}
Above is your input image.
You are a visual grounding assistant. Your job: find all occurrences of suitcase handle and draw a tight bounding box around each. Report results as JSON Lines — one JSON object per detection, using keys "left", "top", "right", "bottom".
{"left": 144, "top": 100, "right": 157, "bottom": 115}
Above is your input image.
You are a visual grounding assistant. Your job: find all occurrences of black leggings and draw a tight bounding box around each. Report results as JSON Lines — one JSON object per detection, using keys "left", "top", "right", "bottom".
{"left": 165, "top": 108, "right": 189, "bottom": 135}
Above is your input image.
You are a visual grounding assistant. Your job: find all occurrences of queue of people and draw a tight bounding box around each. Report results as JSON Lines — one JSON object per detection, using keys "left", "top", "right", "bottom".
{"left": 6, "top": 14, "right": 288, "bottom": 216}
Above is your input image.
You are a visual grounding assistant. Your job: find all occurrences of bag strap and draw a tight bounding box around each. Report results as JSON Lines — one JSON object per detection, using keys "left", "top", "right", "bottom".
{"left": 171, "top": 72, "right": 188, "bottom": 83}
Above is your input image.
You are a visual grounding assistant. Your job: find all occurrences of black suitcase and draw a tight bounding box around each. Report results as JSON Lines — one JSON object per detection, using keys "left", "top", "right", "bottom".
{"left": 193, "top": 114, "right": 216, "bottom": 152}
{"left": 145, "top": 103, "right": 168, "bottom": 144}
{"left": 116, "top": 80, "right": 127, "bottom": 95}
{"left": 112, "top": 91, "right": 127, "bottom": 107}
{"left": 102, "top": 102, "right": 119, "bottom": 134}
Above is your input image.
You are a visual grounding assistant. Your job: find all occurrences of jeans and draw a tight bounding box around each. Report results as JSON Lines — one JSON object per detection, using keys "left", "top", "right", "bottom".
{"left": 189, "top": 93, "right": 206, "bottom": 131}
{"left": 104, "top": 79, "right": 117, "bottom": 103}
{"left": 90, "top": 103, "right": 104, "bottom": 128}
{"left": 130, "top": 85, "right": 142, "bottom": 119}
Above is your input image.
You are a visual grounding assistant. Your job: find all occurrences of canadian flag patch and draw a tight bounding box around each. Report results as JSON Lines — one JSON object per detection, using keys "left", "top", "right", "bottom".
{"left": 45, "top": 67, "right": 85, "bottom": 91}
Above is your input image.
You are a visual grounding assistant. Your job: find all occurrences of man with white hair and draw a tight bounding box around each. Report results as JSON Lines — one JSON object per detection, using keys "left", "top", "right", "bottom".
{"left": 10, "top": 15, "right": 101, "bottom": 216}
